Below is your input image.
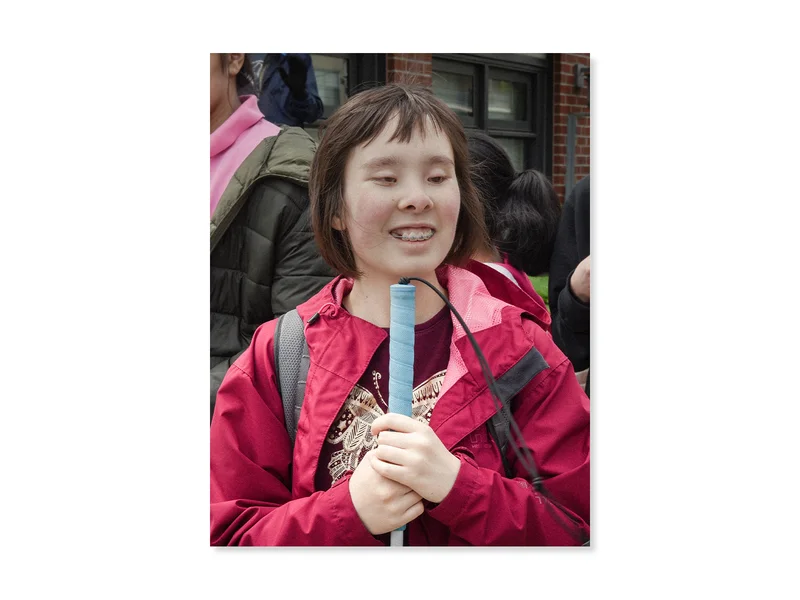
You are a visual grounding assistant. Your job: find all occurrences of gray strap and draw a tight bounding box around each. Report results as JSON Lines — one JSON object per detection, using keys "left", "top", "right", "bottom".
{"left": 491, "top": 346, "right": 550, "bottom": 455}
{"left": 275, "top": 309, "right": 308, "bottom": 443}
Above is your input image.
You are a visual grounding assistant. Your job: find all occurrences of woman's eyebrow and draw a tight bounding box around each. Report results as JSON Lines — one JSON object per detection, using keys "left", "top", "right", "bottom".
{"left": 360, "top": 155, "right": 455, "bottom": 170}
{"left": 360, "top": 156, "right": 401, "bottom": 170}
{"left": 427, "top": 155, "right": 455, "bottom": 167}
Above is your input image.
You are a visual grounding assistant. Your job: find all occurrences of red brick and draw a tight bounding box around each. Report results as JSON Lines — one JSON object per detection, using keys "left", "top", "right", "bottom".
{"left": 389, "top": 58, "right": 408, "bottom": 71}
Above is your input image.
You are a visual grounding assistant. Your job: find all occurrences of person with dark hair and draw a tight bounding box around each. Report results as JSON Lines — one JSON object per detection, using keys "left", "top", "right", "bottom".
{"left": 467, "top": 132, "right": 561, "bottom": 299}
{"left": 210, "top": 84, "right": 589, "bottom": 546}
{"left": 210, "top": 53, "right": 333, "bottom": 420}
{"left": 249, "top": 53, "right": 323, "bottom": 127}
{"left": 548, "top": 175, "right": 590, "bottom": 395}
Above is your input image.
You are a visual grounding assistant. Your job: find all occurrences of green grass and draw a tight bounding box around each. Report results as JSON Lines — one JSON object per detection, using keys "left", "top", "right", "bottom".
{"left": 529, "top": 275, "right": 549, "bottom": 310}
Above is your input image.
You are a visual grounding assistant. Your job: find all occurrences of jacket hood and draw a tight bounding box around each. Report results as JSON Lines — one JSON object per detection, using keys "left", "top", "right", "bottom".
{"left": 294, "top": 263, "right": 550, "bottom": 401}
{"left": 462, "top": 260, "right": 551, "bottom": 332}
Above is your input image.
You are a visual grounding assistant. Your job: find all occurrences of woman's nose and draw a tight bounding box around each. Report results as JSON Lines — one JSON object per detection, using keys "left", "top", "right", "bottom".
{"left": 397, "top": 183, "right": 433, "bottom": 212}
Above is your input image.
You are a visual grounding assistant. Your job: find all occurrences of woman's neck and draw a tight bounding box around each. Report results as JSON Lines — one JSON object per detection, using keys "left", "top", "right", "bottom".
{"left": 344, "top": 272, "right": 447, "bottom": 328}
{"left": 210, "top": 91, "right": 242, "bottom": 134}
{"left": 472, "top": 246, "right": 501, "bottom": 263}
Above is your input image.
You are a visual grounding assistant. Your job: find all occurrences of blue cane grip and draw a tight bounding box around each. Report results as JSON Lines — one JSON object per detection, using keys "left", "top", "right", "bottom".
{"left": 388, "top": 283, "right": 415, "bottom": 533}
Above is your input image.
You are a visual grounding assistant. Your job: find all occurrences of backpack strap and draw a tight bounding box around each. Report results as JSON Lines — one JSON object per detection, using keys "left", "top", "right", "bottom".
{"left": 274, "top": 309, "right": 310, "bottom": 444}
{"left": 487, "top": 408, "right": 514, "bottom": 478}
{"left": 487, "top": 345, "right": 551, "bottom": 478}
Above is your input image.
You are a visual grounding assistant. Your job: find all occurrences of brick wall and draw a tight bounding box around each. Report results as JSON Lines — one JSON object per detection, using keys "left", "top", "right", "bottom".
{"left": 386, "top": 54, "right": 432, "bottom": 85}
{"left": 552, "top": 53, "right": 590, "bottom": 202}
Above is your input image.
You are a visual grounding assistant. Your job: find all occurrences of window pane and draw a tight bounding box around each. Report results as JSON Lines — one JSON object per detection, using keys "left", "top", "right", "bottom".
{"left": 310, "top": 55, "right": 348, "bottom": 118}
{"left": 494, "top": 137, "right": 525, "bottom": 171}
{"left": 432, "top": 71, "right": 474, "bottom": 117}
{"left": 488, "top": 78, "right": 527, "bottom": 121}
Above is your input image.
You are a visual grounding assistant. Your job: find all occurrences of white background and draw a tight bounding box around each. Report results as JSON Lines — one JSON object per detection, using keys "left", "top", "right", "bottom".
{"left": 1, "top": 1, "right": 798, "bottom": 598}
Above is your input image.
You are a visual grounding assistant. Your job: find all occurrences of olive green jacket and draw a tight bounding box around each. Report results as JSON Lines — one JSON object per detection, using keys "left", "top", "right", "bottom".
{"left": 210, "top": 126, "right": 334, "bottom": 419}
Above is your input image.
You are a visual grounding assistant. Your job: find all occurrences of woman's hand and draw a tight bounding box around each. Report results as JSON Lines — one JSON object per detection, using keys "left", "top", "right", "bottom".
{"left": 569, "top": 255, "right": 591, "bottom": 303}
{"left": 371, "top": 413, "right": 461, "bottom": 504}
{"left": 349, "top": 449, "right": 424, "bottom": 535}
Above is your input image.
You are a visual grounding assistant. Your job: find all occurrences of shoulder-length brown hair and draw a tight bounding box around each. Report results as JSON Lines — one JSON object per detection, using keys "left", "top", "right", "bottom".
{"left": 308, "top": 83, "right": 489, "bottom": 279}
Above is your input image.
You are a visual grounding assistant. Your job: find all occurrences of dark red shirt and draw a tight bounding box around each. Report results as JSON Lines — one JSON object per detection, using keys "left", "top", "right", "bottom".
{"left": 316, "top": 306, "right": 453, "bottom": 492}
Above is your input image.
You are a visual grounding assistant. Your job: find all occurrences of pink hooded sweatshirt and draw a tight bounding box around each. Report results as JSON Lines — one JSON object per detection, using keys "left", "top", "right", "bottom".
{"left": 210, "top": 95, "right": 281, "bottom": 217}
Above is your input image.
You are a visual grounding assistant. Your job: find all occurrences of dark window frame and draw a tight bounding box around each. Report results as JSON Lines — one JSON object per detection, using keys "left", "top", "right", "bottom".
{"left": 306, "top": 53, "right": 386, "bottom": 127}
{"left": 432, "top": 53, "right": 552, "bottom": 177}
{"left": 431, "top": 58, "right": 481, "bottom": 129}
{"left": 487, "top": 66, "right": 533, "bottom": 131}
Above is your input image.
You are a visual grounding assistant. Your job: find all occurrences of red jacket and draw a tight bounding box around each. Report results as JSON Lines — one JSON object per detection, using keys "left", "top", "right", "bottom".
{"left": 210, "top": 262, "right": 590, "bottom": 545}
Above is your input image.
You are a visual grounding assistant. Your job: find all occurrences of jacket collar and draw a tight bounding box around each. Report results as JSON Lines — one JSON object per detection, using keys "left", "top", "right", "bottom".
{"left": 210, "top": 95, "right": 268, "bottom": 158}
{"left": 295, "top": 263, "right": 538, "bottom": 378}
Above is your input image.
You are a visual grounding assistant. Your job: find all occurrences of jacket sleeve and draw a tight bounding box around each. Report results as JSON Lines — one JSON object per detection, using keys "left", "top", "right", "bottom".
{"left": 270, "top": 186, "right": 334, "bottom": 319}
{"left": 426, "top": 325, "right": 590, "bottom": 546}
{"left": 551, "top": 269, "right": 590, "bottom": 371}
{"left": 210, "top": 322, "right": 381, "bottom": 546}
{"left": 284, "top": 54, "right": 324, "bottom": 125}
{"left": 548, "top": 181, "right": 590, "bottom": 371}
{"left": 210, "top": 353, "right": 241, "bottom": 422}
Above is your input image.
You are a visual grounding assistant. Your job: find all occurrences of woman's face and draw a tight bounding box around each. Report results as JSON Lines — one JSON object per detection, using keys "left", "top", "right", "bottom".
{"left": 338, "top": 116, "right": 461, "bottom": 283}
{"left": 210, "top": 54, "right": 244, "bottom": 129}
{"left": 210, "top": 53, "right": 229, "bottom": 118}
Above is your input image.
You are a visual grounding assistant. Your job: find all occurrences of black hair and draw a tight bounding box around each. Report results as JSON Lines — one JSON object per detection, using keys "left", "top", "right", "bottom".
{"left": 467, "top": 132, "right": 562, "bottom": 276}
{"left": 219, "top": 54, "right": 256, "bottom": 95}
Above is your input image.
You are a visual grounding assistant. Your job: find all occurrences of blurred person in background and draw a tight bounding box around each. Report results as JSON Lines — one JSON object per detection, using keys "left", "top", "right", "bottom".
{"left": 549, "top": 175, "right": 590, "bottom": 396}
{"left": 467, "top": 132, "right": 561, "bottom": 305}
{"left": 210, "top": 52, "right": 333, "bottom": 420}
{"left": 249, "top": 53, "right": 323, "bottom": 127}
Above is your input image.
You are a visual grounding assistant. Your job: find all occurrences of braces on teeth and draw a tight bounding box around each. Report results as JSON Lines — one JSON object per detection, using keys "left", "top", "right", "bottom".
{"left": 393, "top": 230, "right": 434, "bottom": 241}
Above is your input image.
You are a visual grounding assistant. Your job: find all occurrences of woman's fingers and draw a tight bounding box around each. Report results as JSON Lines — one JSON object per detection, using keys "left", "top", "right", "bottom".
{"left": 372, "top": 455, "right": 408, "bottom": 485}
{"left": 392, "top": 489, "right": 422, "bottom": 514}
{"left": 372, "top": 413, "right": 423, "bottom": 436}
{"left": 401, "top": 500, "right": 425, "bottom": 525}
{"left": 375, "top": 443, "right": 407, "bottom": 465}
{"left": 375, "top": 430, "right": 413, "bottom": 449}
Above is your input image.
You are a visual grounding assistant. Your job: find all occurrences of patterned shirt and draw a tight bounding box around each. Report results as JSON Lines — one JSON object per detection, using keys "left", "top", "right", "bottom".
{"left": 316, "top": 306, "right": 453, "bottom": 492}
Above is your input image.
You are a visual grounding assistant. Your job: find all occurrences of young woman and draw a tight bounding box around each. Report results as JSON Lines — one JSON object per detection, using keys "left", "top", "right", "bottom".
{"left": 210, "top": 84, "right": 590, "bottom": 546}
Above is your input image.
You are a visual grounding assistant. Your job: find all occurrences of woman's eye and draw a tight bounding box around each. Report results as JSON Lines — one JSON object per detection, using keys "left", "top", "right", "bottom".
{"left": 373, "top": 176, "right": 396, "bottom": 184}
{"left": 429, "top": 175, "right": 448, "bottom": 184}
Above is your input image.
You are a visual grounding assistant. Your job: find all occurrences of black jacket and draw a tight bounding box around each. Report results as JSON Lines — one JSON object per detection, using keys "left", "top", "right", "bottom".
{"left": 548, "top": 175, "right": 590, "bottom": 373}
{"left": 210, "top": 127, "right": 334, "bottom": 419}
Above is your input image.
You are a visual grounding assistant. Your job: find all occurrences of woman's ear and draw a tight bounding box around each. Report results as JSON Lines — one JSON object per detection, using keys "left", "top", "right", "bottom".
{"left": 332, "top": 215, "right": 345, "bottom": 231}
{"left": 227, "top": 53, "right": 245, "bottom": 77}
